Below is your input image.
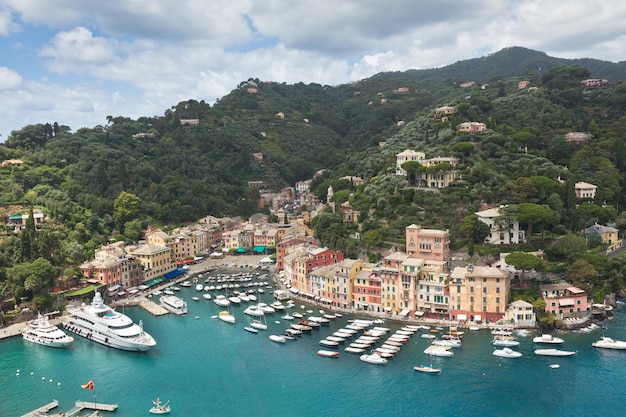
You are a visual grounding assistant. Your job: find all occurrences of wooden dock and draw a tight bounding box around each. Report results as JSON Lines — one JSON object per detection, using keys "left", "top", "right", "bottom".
{"left": 21, "top": 400, "right": 58, "bottom": 417}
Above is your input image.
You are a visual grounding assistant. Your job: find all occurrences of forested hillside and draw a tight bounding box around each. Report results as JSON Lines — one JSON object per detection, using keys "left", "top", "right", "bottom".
{"left": 3, "top": 47, "right": 626, "bottom": 312}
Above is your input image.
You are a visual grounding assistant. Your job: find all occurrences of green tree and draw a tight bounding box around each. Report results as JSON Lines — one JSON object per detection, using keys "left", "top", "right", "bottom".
{"left": 461, "top": 214, "right": 491, "bottom": 244}
{"left": 505, "top": 252, "right": 543, "bottom": 281}
{"left": 548, "top": 234, "right": 588, "bottom": 262}
{"left": 113, "top": 191, "right": 141, "bottom": 231}
{"left": 565, "top": 259, "right": 598, "bottom": 289}
{"left": 517, "top": 203, "right": 553, "bottom": 241}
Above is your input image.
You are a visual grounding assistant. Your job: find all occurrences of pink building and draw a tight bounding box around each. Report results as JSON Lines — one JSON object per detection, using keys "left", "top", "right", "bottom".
{"left": 405, "top": 224, "right": 450, "bottom": 263}
{"left": 540, "top": 282, "right": 591, "bottom": 318}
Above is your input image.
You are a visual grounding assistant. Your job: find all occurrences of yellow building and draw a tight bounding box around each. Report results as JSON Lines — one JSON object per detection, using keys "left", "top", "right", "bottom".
{"left": 131, "top": 243, "right": 176, "bottom": 283}
{"left": 449, "top": 265, "right": 510, "bottom": 324}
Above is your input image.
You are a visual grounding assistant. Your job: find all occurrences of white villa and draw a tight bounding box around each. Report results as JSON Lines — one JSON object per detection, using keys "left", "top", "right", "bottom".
{"left": 475, "top": 206, "right": 525, "bottom": 245}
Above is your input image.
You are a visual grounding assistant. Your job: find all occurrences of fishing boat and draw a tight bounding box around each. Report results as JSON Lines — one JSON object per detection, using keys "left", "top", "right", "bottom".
{"left": 149, "top": 398, "right": 170, "bottom": 414}
{"left": 22, "top": 313, "right": 74, "bottom": 348}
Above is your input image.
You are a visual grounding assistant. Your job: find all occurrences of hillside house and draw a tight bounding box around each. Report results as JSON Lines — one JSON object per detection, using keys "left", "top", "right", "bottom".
{"left": 433, "top": 105, "right": 456, "bottom": 121}
{"left": 458, "top": 122, "right": 487, "bottom": 133}
{"left": 581, "top": 78, "right": 608, "bottom": 88}
{"left": 584, "top": 223, "right": 621, "bottom": 252}
{"left": 395, "top": 150, "right": 425, "bottom": 175}
{"left": 518, "top": 81, "right": 530, "bottom": 89}
{"left": 6, "top": 211, "right": 45, "bottom": 233}
{"left": 575, "top": 182, "right": 597, "bottom": 199}
{"left": 475, "top": 205, "right": 525, "bottom": 245}
{"left": 564, "top": 132, "right": 589, "bottom": 144}
{"left": 179, "top": 119, "right": 199, "bottom": 126}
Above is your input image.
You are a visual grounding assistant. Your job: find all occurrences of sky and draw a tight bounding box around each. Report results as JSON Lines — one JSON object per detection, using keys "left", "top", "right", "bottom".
{"left": 1, "top": 0, "right": 626, "bottom": 138}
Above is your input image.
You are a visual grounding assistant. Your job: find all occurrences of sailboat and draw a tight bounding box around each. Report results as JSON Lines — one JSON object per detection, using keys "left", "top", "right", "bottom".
{"left": 250, "top": 311, "right": 268, "bottom": 330}
{"left": 414, "top": 344, "right": 442, "bottom": 374}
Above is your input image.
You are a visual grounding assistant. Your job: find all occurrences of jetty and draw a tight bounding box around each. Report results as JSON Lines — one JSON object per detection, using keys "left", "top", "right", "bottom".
{"left": 21, "top": 400, "right": 58, "bottom": 417}
{"left": 65, "top": 401, "right": 118, "bottom": 415}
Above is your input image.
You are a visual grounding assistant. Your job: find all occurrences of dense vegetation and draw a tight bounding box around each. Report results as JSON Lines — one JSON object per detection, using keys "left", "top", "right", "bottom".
{"left": 3, "top": 46, "right": 626, "bottom": 319}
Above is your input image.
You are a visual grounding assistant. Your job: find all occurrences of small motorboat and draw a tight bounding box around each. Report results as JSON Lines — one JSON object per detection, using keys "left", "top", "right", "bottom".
{"left": 191, "top": 296, "right": 199, "bottom": 302}
{"left": 492, "top": 338, "right": 520, "bottom": 347}
{"left": 218, "top": 311, "right": 235, "bottom": 324}
{"left": 424, "top": 346, "right": 454, "bottom": 357}
{"left": 319, "top": 339, "right": 339, "bottom": 348}
{"left": 534, "top": 349, "right": 576, "bottom": 356}
{"left": 317, "top": 350, "right": 339, "bottom": 358}
{"left": 493, "top": 347, "right": 522, "bottom": 358}
{"left": 550, "top": 364, "right": 561, "bottom": 369}
{"left": 592, "top": 336, "right": 626, "bottom": 350}
{"left": 533, "top": 334, "right": 564, "bottom": 344}
{"left": 244, "top": 326, "right": 258, "bottom": 334}
{"left": 360, "top": 352, "right": 388, "bottom": 365}
{"left": 149, "top": 398, "right": 170, "bottom": 414}
{"left": 269, "top": 334, "right": 286, "bottom": 343}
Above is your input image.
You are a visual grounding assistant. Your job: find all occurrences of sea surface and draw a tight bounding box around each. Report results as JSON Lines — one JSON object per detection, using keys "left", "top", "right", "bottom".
{"left": 2, "top": 278, "right": 626, "bottom": 417}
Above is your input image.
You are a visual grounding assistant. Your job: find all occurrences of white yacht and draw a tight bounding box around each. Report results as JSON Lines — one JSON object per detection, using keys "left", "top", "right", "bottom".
{"left": 592, "top": 336, "right": 626, "bottom": 350}
{"left": 160, "top": 295, "right": 188, "bottom": 315}
{"left": 63, "top": 291, "right": 156, "bottom": 352}
{"left": 213, "top": 295, "right": 230, "bottom": 307}
{"left": 22, "top": 313, "right": 74, "bottom": 348}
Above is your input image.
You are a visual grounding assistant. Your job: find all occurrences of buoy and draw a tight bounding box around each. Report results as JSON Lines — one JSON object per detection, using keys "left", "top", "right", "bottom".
{"left": 42, "top": 377, "right": 45, "bottom": 380}
{"left": 30, "top": 372, "right": 34, "bottom": 375}
{"left": 16, "top": 369, "right": 20, "bottom": 373}
{"left": 49, "top": 379, "right": 53, "bottom": 383}
{"left": 57, "top": 382, "right": 61, "bottom": 386}
{"left": 550, "top": 364, "right": 560, "bottom": 369}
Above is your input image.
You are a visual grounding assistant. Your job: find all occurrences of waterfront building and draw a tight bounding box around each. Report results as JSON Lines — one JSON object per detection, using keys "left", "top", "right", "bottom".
{"left": 503, "top": 299, "right": 536, "bottom": 327}
{"left": 80, "top": 242, "right": 144, "bottom": 289}
{"left": 417, "top": 261, "right": 450, "bottom": 320}
{"left": 353, "top": 264, "right": 382, "bottom": 313}
{"left": 275, "top": 235, "right": 316, "bottom": 271}
{"left": 539, "top": 282, "right": 591, "bottom": 319}
{"left": 131, "top": 243, "right": 176, "bottom": 283}
{"left": 449, "top": 265, "right": 510, "bottom": 323}
{"left": 405, "top": 224, "right": 450, "bottom": 263}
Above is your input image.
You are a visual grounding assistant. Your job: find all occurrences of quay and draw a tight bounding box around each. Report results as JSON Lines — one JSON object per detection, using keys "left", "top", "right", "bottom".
{"left": 20, "top": 400, "right": 58, "bottom": 417}
{"left": 112, "top": 297, "right": 169, "bottom": 316}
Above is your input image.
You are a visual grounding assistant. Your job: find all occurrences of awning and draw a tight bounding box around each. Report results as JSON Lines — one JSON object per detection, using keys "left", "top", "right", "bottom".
{"left": 457, "top": 314, "right": 467, "bottom": 320}
{"left": 164, "top": 269, "right": 185, "bottom": 280}
{"left": 314, "top": 296, "right": 320, "bottom": 300}
{"left": 399, "top": 309, "right": 410, "bottom": 317}
{"left": 236, "top": 248, "right": 248, "bottom": 253}
{"left": 474, "top": 314, "right": 482, "bottom": 321}
{"left": 108, "top": 284, "right": 122, "bottom": 292}
{"left": 559, "top": 298, "right": 575, "bottom": 307}
{"left": 253, "top": 246, "right": 266, "bottom": 253}
{"left": 138, "top": 285, "right": 149, "bottom": 290}
{"left": 384, "top": 307, "right": 392, "bottom": 312}
{"left": 414, "top": 311, "right": 424, "bottom": 316}
{"left": 289, "top": 287, "right": 300, "bottom": 294}
{"left": 128, "top": 288, "right": 139, "bottom": 294}
{"left": 143, "top": 276, "right": 166, "bottom": 287}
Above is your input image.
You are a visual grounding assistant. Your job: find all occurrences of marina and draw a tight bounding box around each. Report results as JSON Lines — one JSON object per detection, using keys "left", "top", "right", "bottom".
{"left": 3, "top": 267, "right": 626, "bottom": 416}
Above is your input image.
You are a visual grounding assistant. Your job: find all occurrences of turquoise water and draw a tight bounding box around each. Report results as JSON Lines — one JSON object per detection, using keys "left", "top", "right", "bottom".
{"left": 2, "top": 284, "right": 626, "bottom": 417}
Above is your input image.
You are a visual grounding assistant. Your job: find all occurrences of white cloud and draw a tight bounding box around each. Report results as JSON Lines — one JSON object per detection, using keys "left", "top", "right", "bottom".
{"left": 39, "top": 27, "right": 119, "bottom": 72}
{"left": 0, "top": 67, "right": 23, "bottom": 89}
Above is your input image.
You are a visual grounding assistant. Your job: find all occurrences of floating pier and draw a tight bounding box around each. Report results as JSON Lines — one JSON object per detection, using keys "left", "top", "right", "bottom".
{"left": 21, "top": 400, "right": 58, "bottom": 417}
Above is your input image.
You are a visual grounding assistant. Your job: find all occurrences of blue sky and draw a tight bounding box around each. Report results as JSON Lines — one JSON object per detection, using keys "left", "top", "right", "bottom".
{"left": 1, "top": 0, "right": 626, "bottom": 138}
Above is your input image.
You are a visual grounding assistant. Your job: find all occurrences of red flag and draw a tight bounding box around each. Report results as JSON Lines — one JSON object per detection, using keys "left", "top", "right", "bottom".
{"left": 81, "top": 380, "right": 94, "bottom": 390}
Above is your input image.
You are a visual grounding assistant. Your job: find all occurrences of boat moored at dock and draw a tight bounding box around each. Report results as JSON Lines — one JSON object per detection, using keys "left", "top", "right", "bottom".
{"left": 63, "top": 291, "right": 156, "bottom": 352}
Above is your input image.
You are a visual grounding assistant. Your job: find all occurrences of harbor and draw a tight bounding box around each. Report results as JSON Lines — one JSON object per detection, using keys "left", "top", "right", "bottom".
{"left": 3, "top": 273, "right": 626, "bottom": 416}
